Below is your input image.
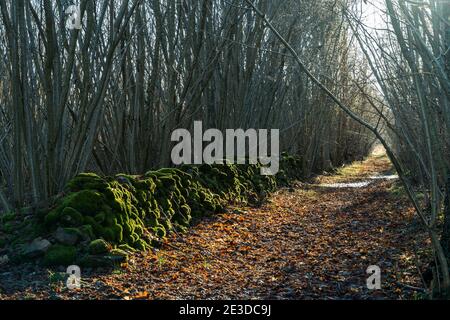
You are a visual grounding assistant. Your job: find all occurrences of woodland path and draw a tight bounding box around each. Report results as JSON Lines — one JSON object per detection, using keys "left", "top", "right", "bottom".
{"left": 0, "top": 150, "right": 428, "bottom": 300}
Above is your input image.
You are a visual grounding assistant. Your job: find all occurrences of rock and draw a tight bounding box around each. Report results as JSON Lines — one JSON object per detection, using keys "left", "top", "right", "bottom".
{"left": 24, "top": 215, "right": 34, "bottom": 222}
{"left": 24, "top": 238, "right": 51, "bottom": 258}
{"left": 43, "top": 245, "right": 77, "bottom": 266}
{"left": 117, "top": 176, "right": 132, "bottom": 186}
{"left": 110, "top": 249, "right": 129, "bottom": 262}
{"left": 88, "top": 239, "right": 111, "bottom": 255}
{"left": 21, "top": 206, "right": 34, "bottom": 216}
{"left": 0, "top": 255, "right": 9, "bottom": 266}
{"left": 54, "top": 227, "right": 79, "bottom": 246}
{"left": 79, "top": 254, "right": 126, "bottom": 268}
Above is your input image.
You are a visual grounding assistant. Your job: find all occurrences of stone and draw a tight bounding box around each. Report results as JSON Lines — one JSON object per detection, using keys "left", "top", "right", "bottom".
{"left": 88, "top": 239, "right": 111, "bottom": 255}
{"left": 43, "top": 245, "right": 76, "bottom": 266}
{"left": 79, "top": 255, "right": 114, "bottom": 268}
{"left": 0, "top": 255, "right": 9, "bottom": 266}
{"left": 54, "top": 227, "right": 78, "bottom": 246}
{"left": 24, "top": 237, "right": 51, "bottom": 258}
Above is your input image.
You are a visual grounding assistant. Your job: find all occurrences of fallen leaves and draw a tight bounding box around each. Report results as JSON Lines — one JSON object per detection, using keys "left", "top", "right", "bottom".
{"left": 124, "top": 291, "right": 150, "bottom": 300}
{"left": 0, "top": 155, "right": 429, "bottom": 300}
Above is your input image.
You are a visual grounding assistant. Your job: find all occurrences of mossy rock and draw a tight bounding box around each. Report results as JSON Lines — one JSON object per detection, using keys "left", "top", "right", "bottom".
{"left": 117, "top": 243, "right": 137, "bottom": 253}
{"left": 61, "top": 190, "right": 104, "bottom": 216}
{"left": 94, "top": 212, "right": 106, "bottom": 224}
{"left": 43, "top": 245, "right": 77, "bottom": 266}
{"left": 101, "top": 228, "right": 116, "bottom": 242}
{"left": 1, "top": 211, "right": 16, "bottom": 223}
{"left": 54, "top": 227, "right": 81, "bottom": 245}
{"left": 134, "top": 239, "right": 150, "bottom": 251}
{"left": 44, "top": 209, "right": 62, "bottom": 226}
{"left": 78, "top": 224, "right": 95, "bottom": 241}
{"left": 79, "top": 255, "right": 117, "bottom": 268}
{"left": 2, "top": 221, "right": 16, "bottom": 233}
{"left": 88, "top": 239, "right": 111, "bottom": 255}
{"left": 66, "top": 173, "right": 110, "bottom": 191}
{"left": 110, "top": 248, "right": 129, "bottom": 259}
{"left": 60, "top": 207, "right": 84, "bottom": 227}
{"left": 153, "top": 225, "right": 166, "bottom": 238}
{"left": 111, "top": 221, "right": 124, "bottom": 242}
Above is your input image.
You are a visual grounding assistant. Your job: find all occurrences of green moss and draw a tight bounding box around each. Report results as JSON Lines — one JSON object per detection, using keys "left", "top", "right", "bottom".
{"left": 134, "top": 239, "right": 149, "bottom": 251}
{"left": 129, "top": 232, "right": 139, "bottom": 243}
{"left": 79, "top": 255, "right": 114, "bottom": 268}
{"left": 110, "top": 248, "right": 129, "bottom": 260}
{"left": 66, "top": 173, "right": 110, "bottom": 191}
{"left": 2, "top": 221, "right": 15, "bottom": 233}
{"left": 43, "top": 245, "right": 77, "bottom": 266}
{"left": 62, "top": 190, "right": 104, "bottom": 216}
{"left": 117, "top": 243, "right": 137, "bottom": 252}
{"left": 44, "top": 208, "right": 62, "bottom": 226}
{"left": 94, "top": 212, "right": 106, "bottom": 224}
{"left": 153, "top": 225, "right": 166, "bottom": 238}
{"left": 1, "top": 211, "right": 16, "bottom": 223}
{"left": 83, "top": 216, "right": 96, "bottom": 227}
{"left": 78, "top": 224, "right": 95, "bottom": 241}
{"left": 81, "top": 216, "right": 102, "bottom": 237}
{"left": 60, "top": 207, "right": 83, "bottom": 227}
{"left": 88, "top": 239, "right": 111, "bottom": 255}
{"left": 112, "top": 220, "right": 124, "bottom": 242}
{"left": 61, "top": 227, "right": 82, "bottom": 238}
{"left": 101, "top": 228, "right": 116, "bottom": 242}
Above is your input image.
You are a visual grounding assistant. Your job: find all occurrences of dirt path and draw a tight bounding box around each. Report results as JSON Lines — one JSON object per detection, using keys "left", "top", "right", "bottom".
{"left": 0, "top": 152, "right": 429, "bottom": 300}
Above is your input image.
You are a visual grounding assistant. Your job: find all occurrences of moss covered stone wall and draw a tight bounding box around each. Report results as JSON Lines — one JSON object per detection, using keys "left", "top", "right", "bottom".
{"left": 27, "top": 154, "right": 303, "bottom": 267}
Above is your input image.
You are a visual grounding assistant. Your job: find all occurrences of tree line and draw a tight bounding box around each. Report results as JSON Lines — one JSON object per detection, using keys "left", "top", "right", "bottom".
{"left": 0, "top": 0, "right": 375, "bottom": 209}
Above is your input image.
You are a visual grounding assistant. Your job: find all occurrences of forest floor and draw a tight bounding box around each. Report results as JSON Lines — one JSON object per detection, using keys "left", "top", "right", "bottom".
{"left": 0, "top": 150, "right": 431, "bottom": 300}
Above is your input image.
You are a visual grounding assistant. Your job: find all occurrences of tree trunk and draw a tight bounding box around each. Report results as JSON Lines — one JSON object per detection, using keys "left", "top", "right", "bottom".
{"left": 441, "top": 175, "right": 450, "bottom": 260}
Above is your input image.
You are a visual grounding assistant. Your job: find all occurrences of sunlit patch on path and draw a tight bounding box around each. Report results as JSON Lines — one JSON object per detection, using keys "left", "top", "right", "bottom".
{"left": 368, "top": 175, "right": 399, "bottom": 180}
{"left": 318, "top": 181, "right": 372, "bottom": 188}
{"left": 318, "top": 174, "right": 399, "bottom": 189}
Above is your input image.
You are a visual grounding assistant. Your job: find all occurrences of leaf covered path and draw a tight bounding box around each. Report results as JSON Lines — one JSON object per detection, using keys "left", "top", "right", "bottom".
{"left": 0, "top": 153, "right": 428, "bottom": 299}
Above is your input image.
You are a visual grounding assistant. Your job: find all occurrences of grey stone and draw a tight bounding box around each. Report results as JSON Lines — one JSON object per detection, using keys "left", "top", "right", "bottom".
{"left": 0, "top": 254, "right": 9, "bottom": 266}
{"left": 24, "top": 237, "right": 51, "bottom": 257}
{"left": 54, "top": 227, "right": 78, "bottom": 246}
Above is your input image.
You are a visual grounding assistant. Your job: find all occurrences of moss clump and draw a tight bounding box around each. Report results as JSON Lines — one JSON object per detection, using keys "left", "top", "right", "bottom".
{"left": 110, "top": 248, "right": 129, "bottom": 260}
{"left": 1, "top": 211, "right": 16, "bottom": 223}
{"left": 66, "top": 173, "right": 110, "bottom": 191}
{"left": 60, "top": 207, "right": 84, "bottom": 227}
{"left": 43, "top": 245, "right": 77, "bottom": 266}
{"left": 79, "top": 255, "right": 114, "bottom": 268}
{"left": 88, "top": 239, "right": 111, "bottom": 255}
{"left": 117, "top": 243, "right": 137, "bottom": 253}
{"left": 61, "top": 190, "right": 104, "bottom": 216}
{"left": 2, "top": 221, "right": 16, "bottom": 233}
{"left": 78, "top": 224, "right": 95, "bottom": 241}
{"left": 44, "top": 209, "right": 61, "bottom": 226}
{"left": 153, "top": 225, "right": 166, "bottom": 238}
